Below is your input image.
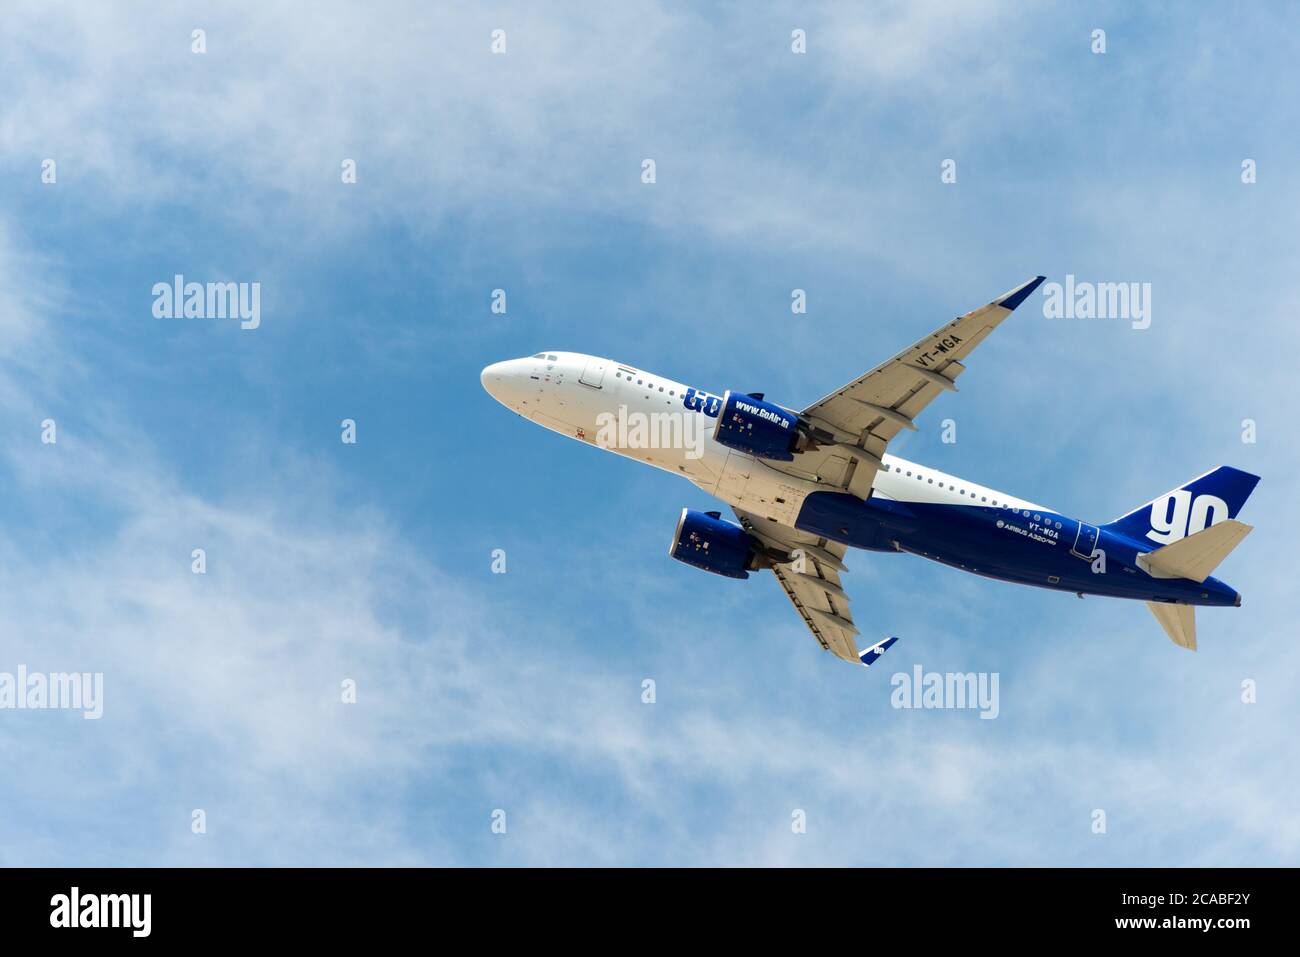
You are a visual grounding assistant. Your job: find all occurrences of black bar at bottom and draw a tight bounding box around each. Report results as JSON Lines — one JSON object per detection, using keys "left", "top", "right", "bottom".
{"left": 0, "top": 867, "right": 1283, "bottom": 942}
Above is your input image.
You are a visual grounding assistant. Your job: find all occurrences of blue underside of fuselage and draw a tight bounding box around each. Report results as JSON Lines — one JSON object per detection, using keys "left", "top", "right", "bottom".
{"left": 793, "top": 491, "right": 1239, "bottom": 607}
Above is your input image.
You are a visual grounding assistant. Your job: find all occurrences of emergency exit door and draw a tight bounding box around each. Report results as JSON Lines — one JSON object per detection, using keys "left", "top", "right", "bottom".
{"left": 580, "top": 358, "right": 606, "bottom": 387}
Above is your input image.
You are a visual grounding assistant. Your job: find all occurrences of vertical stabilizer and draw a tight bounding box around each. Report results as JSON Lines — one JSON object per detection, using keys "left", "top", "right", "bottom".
{"left": 1105, "top": 466, "right": 1259, "bottom": 545}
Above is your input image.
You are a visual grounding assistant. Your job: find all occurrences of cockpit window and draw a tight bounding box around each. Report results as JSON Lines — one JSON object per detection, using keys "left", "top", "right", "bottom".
{"left": 532, "top": 353, "right": 546, "bottom": 358}
{"left": 546, "top": 354, "right": 558, "bottom": 361}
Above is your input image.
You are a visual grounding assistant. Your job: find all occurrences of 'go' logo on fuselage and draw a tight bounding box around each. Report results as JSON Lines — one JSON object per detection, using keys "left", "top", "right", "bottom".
{"left": 1147, "top": 490, "right": 1229, "bottom": 545}
{"left": 682, "top": 388, "right": 722, "bottom": 418}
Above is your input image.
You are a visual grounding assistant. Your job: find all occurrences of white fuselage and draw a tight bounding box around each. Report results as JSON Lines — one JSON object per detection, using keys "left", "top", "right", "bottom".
{"left": 480, "top": 351, "right": 1046, "bottom": 527}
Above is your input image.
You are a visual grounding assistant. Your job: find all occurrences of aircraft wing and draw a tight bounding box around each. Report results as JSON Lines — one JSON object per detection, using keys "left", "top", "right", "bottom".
{"left": 734, "top": 507, "right": 867, "bottom": 665}
{"left": 787, "top": 276, "right": 1046, "bottom": 498}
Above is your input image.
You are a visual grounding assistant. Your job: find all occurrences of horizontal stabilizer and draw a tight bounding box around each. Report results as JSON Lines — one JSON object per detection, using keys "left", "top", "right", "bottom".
{"left": 858, "top": 636, "right": 899, "bottom": 667}
{"left": 1138, "top": 520, "right": 1253, "bottom": 583}
{"left": 1147, "top": 602, "right": 1196, "bottom": 651}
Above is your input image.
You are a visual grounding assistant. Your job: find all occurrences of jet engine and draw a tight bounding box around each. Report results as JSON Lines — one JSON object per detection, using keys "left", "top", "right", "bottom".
{"left": 668, "top": 508, "right": 761, "bottom": 579}
{"left": 713, "top": 391, "right": 801, "bottom": 461}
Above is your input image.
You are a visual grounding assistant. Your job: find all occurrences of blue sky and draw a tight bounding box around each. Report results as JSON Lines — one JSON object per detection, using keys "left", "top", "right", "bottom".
{"left": 1, "top": 1, "right": 1298, "bottom": 865}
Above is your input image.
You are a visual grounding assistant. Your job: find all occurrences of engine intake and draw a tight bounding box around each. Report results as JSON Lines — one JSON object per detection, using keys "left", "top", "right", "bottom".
{"left": 668, "top": 508, "right": 757, "bottom": 579}
{"left": 714, "top": 390, "right": 799, "bottom": 461}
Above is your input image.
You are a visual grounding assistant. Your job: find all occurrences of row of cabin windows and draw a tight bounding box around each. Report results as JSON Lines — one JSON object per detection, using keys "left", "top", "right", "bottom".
{"left": 884, "top": 462, "right": 997, "bottom": 506}
{"left": 882, "top": 464, "right": 1064, "bottom": 528}
{"left": 885, "top": 463, "right": 993, "bottom": 503}
{"left": 528, "top": 360, "right": 677, "bottom": 401}
{"left": 614, "top": 371, "right": 674, "bottom": 395}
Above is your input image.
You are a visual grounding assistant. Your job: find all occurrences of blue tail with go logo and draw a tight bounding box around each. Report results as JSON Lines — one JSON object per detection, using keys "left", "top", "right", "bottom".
{"left": 1103, "top": 465, "right": 1260, "bottom": 546}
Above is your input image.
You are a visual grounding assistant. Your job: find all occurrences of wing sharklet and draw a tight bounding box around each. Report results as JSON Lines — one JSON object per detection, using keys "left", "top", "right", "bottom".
{"left": 858, "top": 636, "right": 900, "bottom": 667}
{"left": 996, "top": 275, "right": 1047, "bottom": 311}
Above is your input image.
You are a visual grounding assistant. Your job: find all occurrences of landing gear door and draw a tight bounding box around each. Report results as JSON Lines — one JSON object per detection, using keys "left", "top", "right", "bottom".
{"left": 1072, "top": 521, "right": 1099, "bottom": 559}
{"left": 579, "top": 358, "right": 607, "bottom": 388}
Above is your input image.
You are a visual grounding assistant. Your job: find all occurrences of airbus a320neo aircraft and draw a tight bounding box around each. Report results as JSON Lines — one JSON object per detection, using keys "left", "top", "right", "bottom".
{"left": 482, "top": 277, "right": 1258, "bottom": 666}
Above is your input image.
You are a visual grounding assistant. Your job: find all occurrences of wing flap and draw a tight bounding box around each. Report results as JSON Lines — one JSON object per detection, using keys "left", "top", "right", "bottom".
{"left": 734, "top": 508, "right": 862, "bottom": 663}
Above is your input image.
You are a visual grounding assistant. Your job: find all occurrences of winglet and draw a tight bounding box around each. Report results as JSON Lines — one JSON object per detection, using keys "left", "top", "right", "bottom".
{"left": 858, "top": 635, "right": 900, "bottom": 667}
{"left": 996, "top": 275, "right": 1047, "bottom": 312}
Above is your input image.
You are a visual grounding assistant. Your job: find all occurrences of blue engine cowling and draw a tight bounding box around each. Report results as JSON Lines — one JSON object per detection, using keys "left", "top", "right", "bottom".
{"left": 714, "top": 390, "right": 799, "bottom": 461}
{"left": 669, "top": 508, "right": 756, "bottom": 579}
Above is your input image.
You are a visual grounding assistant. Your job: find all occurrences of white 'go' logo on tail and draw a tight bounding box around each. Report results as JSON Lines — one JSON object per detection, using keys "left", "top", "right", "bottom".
{"left": 1148, "top": 490, "right": 1228, "bottom": 545}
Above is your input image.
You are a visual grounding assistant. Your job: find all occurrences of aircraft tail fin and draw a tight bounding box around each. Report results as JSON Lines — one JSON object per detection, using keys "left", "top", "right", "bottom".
{"left": 1140, "top": 521, "right": 1252, "bottom": 652}
{"left": 1103, "top": 466, "right": 1260, "bottom": 544}
{"left": 1147, "top": 602, "right": 1197, "bottom": 651}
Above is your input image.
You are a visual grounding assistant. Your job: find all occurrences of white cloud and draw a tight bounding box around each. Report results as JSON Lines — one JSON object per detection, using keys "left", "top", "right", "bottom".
{"left": 0, "top": 1, "right": 1024, "bottom": 266}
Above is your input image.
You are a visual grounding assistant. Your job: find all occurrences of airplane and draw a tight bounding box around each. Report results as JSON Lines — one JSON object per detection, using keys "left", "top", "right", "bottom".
{"left": 480, "top": 276, "right": 1259, "bottom": 665}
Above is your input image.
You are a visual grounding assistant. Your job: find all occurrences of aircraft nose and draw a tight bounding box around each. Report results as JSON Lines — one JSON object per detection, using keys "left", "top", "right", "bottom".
{"left": 481, "top": 360, "right": 509, "bottom": 398}
{"left": 481, "top": 359, "right": 529, "bottom": 407}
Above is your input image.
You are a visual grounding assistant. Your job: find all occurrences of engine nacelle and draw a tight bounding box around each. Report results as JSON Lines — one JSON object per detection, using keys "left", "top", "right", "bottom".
{"left": 668, "top": 508, "right": 757, "bottom": 579}
{"left": 714, "top": 390, "right": 799, "bottom": 461}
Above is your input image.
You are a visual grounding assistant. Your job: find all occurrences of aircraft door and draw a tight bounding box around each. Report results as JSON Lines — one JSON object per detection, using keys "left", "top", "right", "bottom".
{"left": 1072, "top": 521, "right": 1099, "bottom": 559}
{"left": 579, "top": 358, "right": 607, "bottom": 388}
